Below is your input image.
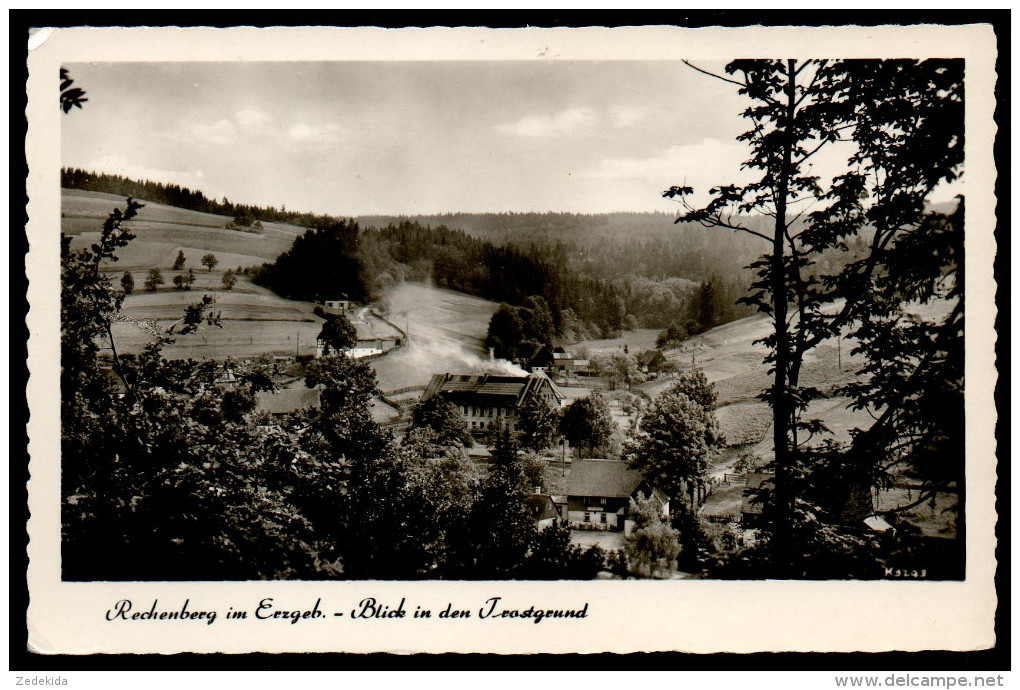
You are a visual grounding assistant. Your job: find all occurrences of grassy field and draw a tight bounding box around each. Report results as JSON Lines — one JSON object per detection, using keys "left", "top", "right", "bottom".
{"left": 63, "top": 188, "right": 302, "bottom": 272}
{"left": 63, "top": 189, "right": 403, "bottom": 362}
{"left": 567, "top": 328, "right": 661, "bottom": 356}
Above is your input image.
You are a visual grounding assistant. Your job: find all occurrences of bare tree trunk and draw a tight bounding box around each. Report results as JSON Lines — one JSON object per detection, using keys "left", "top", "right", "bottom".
{"left": 770, "top": 59, "right": 798, "bottom": 578}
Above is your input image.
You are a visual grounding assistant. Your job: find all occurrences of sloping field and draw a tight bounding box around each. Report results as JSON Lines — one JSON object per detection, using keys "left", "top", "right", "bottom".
{"left": 63, "top": 188, "right": 237, "bottom": 229}
{"left": 107, "top": 281, "right": 325, "bottom": 359}
{"left": 64, "top": 189, "right": 325, "bottom": 359}
{"left": 569, "top": 328, "right": 661, "bottom": 356}
{"left": 372, "top": 282, "right": 507, "bottom": 392}
{"left": 62, "top": 188, "right": 303, "bottom": 270}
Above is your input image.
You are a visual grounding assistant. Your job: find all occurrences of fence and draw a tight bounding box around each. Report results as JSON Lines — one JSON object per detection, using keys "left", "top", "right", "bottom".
{"left": 722, "top": 472, "right": 746, "bottom": 486}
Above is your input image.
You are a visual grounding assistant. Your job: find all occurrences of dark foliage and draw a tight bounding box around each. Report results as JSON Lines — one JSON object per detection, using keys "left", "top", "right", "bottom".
{"left": 560, "top": 392, "right": 616, "bottom": 459}
{"left": 410, "top": 395, "right": 473, "bottom": 448}
{"left": 251, "top": 221, "right": 367, "bottom": 303}
{"left": 669, "top": 59, "right": 964, "bottom": 578}
{"left": 59, "top": 68, "right": 87, "bottom": 112}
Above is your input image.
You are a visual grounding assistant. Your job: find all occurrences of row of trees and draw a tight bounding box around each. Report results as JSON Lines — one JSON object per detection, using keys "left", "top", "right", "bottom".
{"left": 120, "top": 265, "right": 236, "bottom": 294}
{"left": 61, "top": 167, "right": 335, "bottom": 229}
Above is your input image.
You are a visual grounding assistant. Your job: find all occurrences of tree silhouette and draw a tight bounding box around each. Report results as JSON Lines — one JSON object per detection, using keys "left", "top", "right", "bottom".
{"left": 143, "top": 267, "right": 164, "bottom": 292}
{"left": 666, "top": 59, "right": 963, "bottom": 576}
{"left": 59, "top": 68, "right": 88, "bottom": 112}
{"left": 560, "top": 392, "right": 616, "bottom": 459}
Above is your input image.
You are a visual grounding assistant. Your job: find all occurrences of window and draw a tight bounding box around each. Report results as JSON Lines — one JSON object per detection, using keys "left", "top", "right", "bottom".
{"left": 600, "top": 512, "right": 607, "bottom": 524}
{"left": 583, "top": 512, "right": 591, "bottom": 523}
{"left": 479, "top": 422, "right": 485, "bottom": 429}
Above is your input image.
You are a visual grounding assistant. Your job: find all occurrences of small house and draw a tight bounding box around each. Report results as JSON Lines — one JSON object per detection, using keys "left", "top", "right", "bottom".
{"left": 565, "top": 459, "right": 669, "bottom": 535}
{"left": 637, "top": 349, "right": 668, "bottom": 375}
{"left": 526, "top": 494, "right": 560, "bottom": 531}
{"left": 319, "top": 295, "right": 351, "bottom": 314}
{"left": 518, "top": 342, "right": 554, "bottom": 373}
{"left": 551, "top": 351, "right": 590, "bottom": 378}
{"left": 315, "top": 320, "right": 398, "bottom": 359}
{"left": 214, "top": 367, "right": 238, "bottom": 388}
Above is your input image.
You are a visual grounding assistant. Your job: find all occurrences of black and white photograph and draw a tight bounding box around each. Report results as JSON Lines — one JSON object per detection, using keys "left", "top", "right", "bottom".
{"left": 24, "top": 22, "right": 1000, "bottom": 658}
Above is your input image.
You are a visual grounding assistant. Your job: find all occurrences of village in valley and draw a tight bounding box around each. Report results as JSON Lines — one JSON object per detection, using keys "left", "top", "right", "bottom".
{"left": 59, "top": 57, "right": 965, "bottom": 582}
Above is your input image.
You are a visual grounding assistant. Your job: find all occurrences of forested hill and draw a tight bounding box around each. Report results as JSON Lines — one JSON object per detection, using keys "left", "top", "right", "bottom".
{"left": 63, "top": 167, "right": 761, "bottom": 337}
{"left": 355, "top": 211, "right": 767, "bottom": 283}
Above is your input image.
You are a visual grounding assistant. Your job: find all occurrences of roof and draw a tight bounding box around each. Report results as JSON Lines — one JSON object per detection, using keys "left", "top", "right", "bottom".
{"left": 255, "top": 387, "right": 321, "bottom": 415}
{"left": 421, "top": 372, "right": 563, "bottom": 406}
{"left": 520, "top": 342, "right": 553, "bottom": 365}
{"left": 526, "top": 494, "right": 559, "bottom": 522}
{"left": 637, "top": 349, "right": 667, "bottom": 367}
{"left": 566, "top": 459, "right": 647, "bottom": 499}
{"left": 355, "top": 321, "right": 384, "bottom": 341}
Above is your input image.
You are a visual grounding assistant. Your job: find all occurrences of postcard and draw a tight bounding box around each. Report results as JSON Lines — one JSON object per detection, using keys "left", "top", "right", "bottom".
{"left": 25, "top": 22, "right": 999, "bottom": 654}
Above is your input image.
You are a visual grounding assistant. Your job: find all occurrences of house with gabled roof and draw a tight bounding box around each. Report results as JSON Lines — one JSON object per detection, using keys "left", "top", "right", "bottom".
{"left": 317, "top": 294, "right": 350, "bottom": 314}
{"left": 419, "top": 371, "right": 563, "bottom": 436}
{"left": 636, "top": 349, "right": 668, "bottom": 375}
{"left": 315, "top": 318, "right": 397, "bottom": 359}
{"left": 526, "top": 494, "right": 560, "bottom": 531}
{"left": 565, "top": 459, "right": 669, "bottom": 535}
{"left": 518, "top": 342, "right": 554, "bottom": 373}
{"left": 551, "top": 351, "right": 590, "bottom": 378}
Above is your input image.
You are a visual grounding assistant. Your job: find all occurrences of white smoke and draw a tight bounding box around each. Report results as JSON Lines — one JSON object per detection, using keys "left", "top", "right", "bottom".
{"left": 399, "top": 330, "right": 527, "bottom": 377}
{"left": 376, "top": 281, "right": 530, "bottom": 386}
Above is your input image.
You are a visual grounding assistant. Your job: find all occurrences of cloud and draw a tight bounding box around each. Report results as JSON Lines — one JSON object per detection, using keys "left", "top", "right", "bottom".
{"left": 493, "top": 107, "right": 598, "bottom": 138}
{"left": 236, "top": 107, "right": 271, "bottom": 129}
{"left": 575, "top": 138, "right": 760, "bottom": 209}
{"left": 85, "top": 154, "right": 214, "bottom": 195}
{"left": 578, "top": 138, "right": 751, "bottom": 182}
{"left": 286, "top": 121, "right": 344, "bottom": 145}
{"left": 190, "top": 118, "right": 235, "bottom": 145}
{"left": 609, "top": 105, "right": 646, "bottom": 128}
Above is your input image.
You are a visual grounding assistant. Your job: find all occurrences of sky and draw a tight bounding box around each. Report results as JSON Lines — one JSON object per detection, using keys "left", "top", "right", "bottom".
{"left": 60, "top": 60, "right": 957, "bottom": 216}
